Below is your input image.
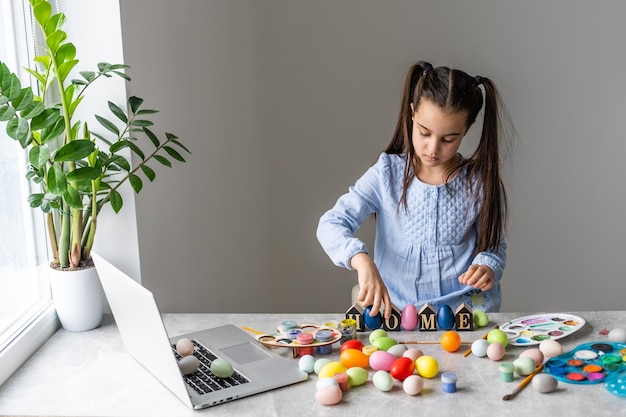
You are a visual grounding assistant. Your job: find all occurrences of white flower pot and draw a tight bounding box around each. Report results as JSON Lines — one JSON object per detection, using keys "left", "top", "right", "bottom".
{"left": 49, "top": 265, "right": 104, "bottom": 332}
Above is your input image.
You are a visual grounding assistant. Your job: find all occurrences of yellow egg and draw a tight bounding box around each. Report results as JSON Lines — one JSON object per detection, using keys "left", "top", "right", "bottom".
{"left": 318, "top": 361, "right": 347, "bottom": 379}
{"left": 415, "top": 355, "right": 439, "bottom": 378}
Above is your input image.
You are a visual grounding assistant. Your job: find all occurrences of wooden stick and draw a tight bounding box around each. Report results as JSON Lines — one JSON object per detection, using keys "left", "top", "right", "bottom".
{"left": 242, "top": 325, "right": 264, "bottom": 335}
{"left": 502, "top": 364, "right": 544, "bottom": 401}
{"left": 463, "top": 325, "right": 499, "bottom": 357}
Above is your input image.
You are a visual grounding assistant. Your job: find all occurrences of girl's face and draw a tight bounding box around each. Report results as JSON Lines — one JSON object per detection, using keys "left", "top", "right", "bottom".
{"left": 412, "top": 99, "right": 469, "bottom": 172}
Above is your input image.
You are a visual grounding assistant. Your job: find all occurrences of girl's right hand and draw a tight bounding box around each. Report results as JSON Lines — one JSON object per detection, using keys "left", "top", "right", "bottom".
{"left": 350, "top": 253, "right": 392, "bottom": 319}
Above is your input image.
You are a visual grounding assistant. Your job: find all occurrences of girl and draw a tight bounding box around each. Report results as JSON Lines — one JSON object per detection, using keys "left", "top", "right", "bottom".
{"left": 317, "top": 61, "right": 511, "bottom": 319}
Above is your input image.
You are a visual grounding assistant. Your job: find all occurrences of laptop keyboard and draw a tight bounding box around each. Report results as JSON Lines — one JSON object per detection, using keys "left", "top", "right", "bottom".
{"left": 172, "top": 339, "right": 250, "bottom": 395}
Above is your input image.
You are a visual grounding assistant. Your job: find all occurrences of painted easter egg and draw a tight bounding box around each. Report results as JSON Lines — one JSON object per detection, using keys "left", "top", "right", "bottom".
{"left": 389, "top": 357, "right": 415, "bottom": 381}
{"left": 401, "top": 304, "right": 418, "bottom": 330}
{"left": 340, "top": 339, "right": 364, "bottom": 353}
{"left": 539, "top": 339, "right": 563, "bottom": 358}
{"left": 487, "top": 328, "right": 509, "bottom": 347}
{"left": 487, "top": 342, "right": 505, "bottom": 361}
{"left": 403, "top": 374, "right": 424, "bottom": 395}
{"left": 387, "top": 343, "right": 408, "bottom": 358}
{"left": 318, "top": 361, "right": 347, "bottom": 379}
{"left": 339, "top": 348, "right": 369, "bottom": 369}
{"left": 346, "top": 367, "right": 368, "bottom": 386}
{"left": 473, "top": 310, "right": 489, "bottom": 327}
{"left": 363, "top": 306, "right": 383, "bottom": 330}
{"left": 369, "top": 329, "right": 387, "bottom": 344}
{"left": 210, "top": 358, "right": 234, "bottom": 378}
{"left": 369, "top": 350, "right": 396, "bottom": 371}
{"left": 415, "top": 355, "right": 439, "bottom": 378}
{"left": 298, "top": 354, "right": 316, "bottom": 373}
{"left": 316, "top": 377, "right": 339, "bottom": 390}
{"left": 313, "top": 358, "right": 332, "bottom": 375}
{"left": 440, "top": 331, "right": 462, "bottom": 352}
{"left": 513, "top": 357, "right": 537, "bottom": 376}
{"left": 519, "top": 348, "right": 544, "bottom": 367}
{"left": 175, "top": 338, "right": 195, "bottom": 357}
{"left": 532, "top": 373, "right": 558, "bottom": 393}
{"left": 372, "top": 336, "right": 397, "bottom": 351}
{"left": 403, "top": 348, "right": 424, "bottom": 361}
{"left": 471, "top": 339, "right": 489, "bottom": 357}
{"left": 178, "top": 355, "right": 200, "bottom": 375}
{"left": 437, "top": 305, "right": 455, "bottom": 330}
{"left": 608, "top": 328, "right": 626, "bottom": 343}
{"left": 315, "top": 385, "right": 342, "bottom": 405}
{"left": 372, "top": 370, "right": 394, "bottom": 391}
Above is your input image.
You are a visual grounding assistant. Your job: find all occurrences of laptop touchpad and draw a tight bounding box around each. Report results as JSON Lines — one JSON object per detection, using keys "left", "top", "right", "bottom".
{"left": 221, "top": 342, "right": 272, "bottom": 365}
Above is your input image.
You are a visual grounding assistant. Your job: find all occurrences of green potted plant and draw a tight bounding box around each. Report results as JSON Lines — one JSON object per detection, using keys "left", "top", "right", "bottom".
{"left": 0, "top": 0, "right": 190, "bottom": 330}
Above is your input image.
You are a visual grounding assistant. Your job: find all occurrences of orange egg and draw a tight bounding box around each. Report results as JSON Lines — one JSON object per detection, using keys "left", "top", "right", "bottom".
{"left": 440, "top": 331, "right": 461, "bottom": 352}
{"left": 339, "top": 348, "right": 370, "bottom": 369}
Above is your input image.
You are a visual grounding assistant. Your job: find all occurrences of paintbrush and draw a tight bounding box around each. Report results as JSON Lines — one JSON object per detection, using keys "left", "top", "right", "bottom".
{"left": 502, "top": 364, "right": 544, "bottom": 401}
{"left": 400, "top": 340, "right": 472, "bottom": 345}
{"left": 463, "top": 325, "right": 499, "bottom": 357}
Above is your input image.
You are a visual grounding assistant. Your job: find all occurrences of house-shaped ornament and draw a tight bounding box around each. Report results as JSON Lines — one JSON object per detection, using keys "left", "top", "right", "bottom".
{"left": 454, "top": 303, "right": 474, "bottom": 331}
{"left": 418, "top": 303, "right": 437, "bottom": 331}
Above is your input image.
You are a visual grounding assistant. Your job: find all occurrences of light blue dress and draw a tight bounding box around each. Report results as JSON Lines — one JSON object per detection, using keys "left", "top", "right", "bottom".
{"left": 317, "top": 152, "right": 506, "bottom": 312}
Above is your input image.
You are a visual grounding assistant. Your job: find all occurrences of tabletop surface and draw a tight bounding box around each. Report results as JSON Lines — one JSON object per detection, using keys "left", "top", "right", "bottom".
{"left": 0, "top": 311, "right": 624, "bottom": 417}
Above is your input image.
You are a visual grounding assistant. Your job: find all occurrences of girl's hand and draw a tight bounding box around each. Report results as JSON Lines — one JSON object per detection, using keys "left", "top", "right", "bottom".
{"left": 350, "top": 253, "right": 392, "bottom": 319}
{"left": 458, "top": 264, "right": 495, "bottom": 291}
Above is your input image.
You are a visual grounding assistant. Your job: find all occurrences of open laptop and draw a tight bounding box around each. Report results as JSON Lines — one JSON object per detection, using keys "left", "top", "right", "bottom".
{"left": 91, "top": 252, "right": 308, "bottom": 409}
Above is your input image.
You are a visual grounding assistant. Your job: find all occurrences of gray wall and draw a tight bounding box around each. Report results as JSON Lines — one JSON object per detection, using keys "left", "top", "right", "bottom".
{"left": 118, "top": 0, "right": 626, "bottom": 314}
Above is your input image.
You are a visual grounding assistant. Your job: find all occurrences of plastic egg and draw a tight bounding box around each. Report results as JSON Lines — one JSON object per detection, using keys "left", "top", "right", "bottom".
{"left": 473, "top": 310, "right": 489, "bottom": 327}
{"left": 402, "top": 374, "right": 424, "bottom": 395}
{"left": 389, "top": 357, "right": 415, "bottom": 381}
{"left": 608, "top": 328, "right": 626, "bottom": 343}
{"left": 346, "top": 367, "right": 369, "bottom": 386}
{"left": 401, "top": 304, "right": 419, "bottom": 330}
{"left": 340, "top": 339, "right": 364, "bottom": 353}
{"left": 369, "top": 329, "right": 387, "bottom": 344}
{"left": 532, "top": 373, "right": 558, "bottom": 393}
{"left": 372, "top": 370, "right": 394, "bottom": 391}
{"left": 440, "top": 331, "right": 462, "bottom": 352}
{"left": 415, "top": 355, "right": 439, "bottom": 378}
{"left": 316, "top": 377, "right": 339, "bottom": 390}
{"left": 210, "top": 358, "right": 234, "bottom": 378}
{"left": 471, "top": 339, "right": 489, "bottom": 357}
{"left": 339, "top": 348, "right": 370, "bottom": 369}
{"left": 539, "top": 340, "right": 563, "bottom": 358}
{"left": 387, "top": 343, "right": 408, "bottom": 358}
{"left": 363, "top": 306, "right": 383, "bottom": 330}
{"left": 487, "top": 342, "right": 505, "bottom": 361}
{"left": 519, "top": 348, "right": 544, "bottom": 367}
{"left": 437, "top": 304, "right": 455, "bottom": 330}
{"left": 318, "top": 361, "right": 347, "bottom": 379}
{"left": 178, "top": 355, "right": 200, "bottom": 375}
{"left": 299, "top": 354, "right": 316, "bottom": 373}
{"left": 369, "top": 350, "right": 396, "bottom": 371}
{"left": 315, "top": 385, "right": 343, "bottom": 405}
{"left": 403, "top": 348, "right": 424, "bottom": 361}
{"left": 362, "top": 345, "right": 378, "bottom": 356}
{"left": 487, "top": 329, "right": 509, "bottom": 347}
{"left": 372, "top": 336, "right": 398, "bottom": 351}
{"left": 313, "top": 358, "right": 332, "bottom": 375}
{"left": 513, "top": 357, "right": 537, "bottom": 376}
{"left": 175, "top": 338, "right": 195, "bottom": 357}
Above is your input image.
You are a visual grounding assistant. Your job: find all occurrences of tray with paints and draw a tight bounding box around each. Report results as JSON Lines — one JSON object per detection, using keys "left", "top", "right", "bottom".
{"left": 544, "top": 342, "right": 626, "bottom": 386}
{"left": 499, "top": 313, "right": 585, "bottom": 346}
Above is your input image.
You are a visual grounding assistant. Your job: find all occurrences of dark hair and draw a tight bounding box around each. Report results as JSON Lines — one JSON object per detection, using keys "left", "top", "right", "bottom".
{"left": 385, "top": 60, "right": 510, "bottom": 253}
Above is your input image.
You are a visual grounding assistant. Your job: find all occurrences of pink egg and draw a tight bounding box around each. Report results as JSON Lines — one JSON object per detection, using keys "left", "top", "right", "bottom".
{"left": 369, "top": 350, "right": 396, "bottom": 371}
{"left": 401, "top": 304, "right": 418, "bottom": 330}
{"left": 487, "top": 342, "right": 505, "bottom": 361}
{"left": 402, "top": 348, "right": 424, "bottom": 361}
{"left": 315, "top": 385, "right": 342, "bottom": 405}
{"left": 519, "top": 348, "right": 544, "bottom": 366}
{"left": 175, "top": 338, "right": 195, "bottom": 357}
{"left": 402, "top": 374, "right": 424, "bottom": 396}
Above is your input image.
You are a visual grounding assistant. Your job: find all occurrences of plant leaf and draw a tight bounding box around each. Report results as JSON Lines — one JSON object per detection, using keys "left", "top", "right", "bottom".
{"left": 107, "top": 101, "right": 128, "bottom": 123}
{"left": 140, "top": 164, "right": 156, "bottom": 181}
{"left": 48, "top": 165, "right": 67, "bottom": 195}
{"left": 142, "top": 127, "right": 160, "bottom": 147}
{"left": 58, "top": 59, "right": 79, "bottom": 82}
{"left": 129, "top": 174, "right": 143, "bottom": 193}
{"left": 109, "top": 190, "right": 123, "bottom": 213}
{"left": 28, "top": 193, "right": 45, "bottom": 208}
{"left": 127, "top": 141, "right": 145, "bottom": 160}
{"left": 130, "top": 119, "right": 153, "bottom": 127}
{"left": 153, "top": 155, "right": 172, "bottom": 167}
{"left": 46, "top": 30, "right": 67, "bottom": 53}
{"left": 29, "top": 146, "right": 50, "bottom": 169}
{"left": 0, "top": 104, "right": 16, "bottom": 121}
{"left": 128, "top": 96, "right": 143, "bottom": 113}
{"left": 19, "top": 100, "right": 45, "bottom": 119}
{"left": 95, "top": 114, "right": 119, "bottom": 135}
{"left": 109, "top": 141, "right": 129, "bottom": 154}
{"left": 63, "top": 185, "right": 82, "bottom": 209}
{"left": 6, "top": 117, "right": 30, "bottom": 144}
{"left": 164, "top": 146, "right": 185, "bottom": 162}
{"left": 66, "top": 166, "right": 102, "bottom": 182}
{"left": 40, "top": 117, "right": 65, "bottom": 144}
{"left": 31, "top": 108, "right": 61, "bottom": 130}
{"left": 53, "top": 140, "right": 96, "bottom": 162}
{"left": 32, "top": 0, "right": 52, "bottom": 30}
{"left": 12, "top": 88, "right": 34, "bottom": 111}
{"left": 5, "top": 73, "right": 22, "bottom": 101}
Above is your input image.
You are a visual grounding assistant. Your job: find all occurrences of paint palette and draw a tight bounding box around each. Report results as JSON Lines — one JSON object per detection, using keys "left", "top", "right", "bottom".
{"left": 254, "top": 324, "right": 342, "bottom": 358}
{"left": 499, "top": 313, "right": 585, "bottom": 346}
{"left": 544, "top": 342, "right": 626, "bottom": 386}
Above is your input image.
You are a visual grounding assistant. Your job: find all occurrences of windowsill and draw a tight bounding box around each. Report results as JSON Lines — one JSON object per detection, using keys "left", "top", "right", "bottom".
{"left": 0, "top": 304, "right": 59, "bottom": 386}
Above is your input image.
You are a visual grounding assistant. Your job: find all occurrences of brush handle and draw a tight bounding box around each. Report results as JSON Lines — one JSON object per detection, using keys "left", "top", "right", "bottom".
{"left": 463, "top": 325, "right": 499, "bottom": 357}
{"left": 502, "top": 364, "right": 544, "bottom": 400}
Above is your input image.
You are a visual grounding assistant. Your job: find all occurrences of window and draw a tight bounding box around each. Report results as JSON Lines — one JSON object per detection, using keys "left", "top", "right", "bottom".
{"left": 0, "top": 0, "right": 58, "bottom": 386}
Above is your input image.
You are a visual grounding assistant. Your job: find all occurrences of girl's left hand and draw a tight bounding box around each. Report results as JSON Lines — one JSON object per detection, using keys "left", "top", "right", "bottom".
{"left": 458, "top": 264, "right": 495, "bottom": 291}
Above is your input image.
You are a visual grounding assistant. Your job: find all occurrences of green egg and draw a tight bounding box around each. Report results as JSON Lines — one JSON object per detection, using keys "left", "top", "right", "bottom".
{"left": 487, "top": 329, "right": 509, "bottom": 348}
{"left": 473, "top": 310, "right": 489, "bottom": 327}
{"left": 313, "top": 358, "right": 332, "bottom": 375}
{"left": 369, "top": 329, "right": 388, "bottom": 344}
{"left": 346, "top": 367, "right": 368, "bottom": 386}
{"left": 372, "top": 336, "right": 398, "bottom": 351}
{"left": 210, "top": 358, "right": 234, "bottom": 378}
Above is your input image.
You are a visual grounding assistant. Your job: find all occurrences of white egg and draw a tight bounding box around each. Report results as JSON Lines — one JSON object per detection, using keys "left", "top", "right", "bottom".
{"left": 608, "top": 328, "right": 626, "bottom": 343}
{"left": 539, "top": 339, "right": 563, "bottom": 358}
{"left": 471, "top": 339, "right": 489, "bottom": 357}
{"left": 532, "top": 373, "right": 558, "bottom": 393}
{"left": 299, "top": 354, "right": 316, "bottom": 373}
{"left": 387, "top": 343, "right": 408, "bottom": 358}
{"left": 402, "top": 374, "right": 424, "bottom": 396}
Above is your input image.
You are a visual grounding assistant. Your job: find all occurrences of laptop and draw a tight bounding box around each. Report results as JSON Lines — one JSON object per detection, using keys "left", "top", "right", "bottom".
{"left": 91, "top": 252, "right": 308, "bottom": 409}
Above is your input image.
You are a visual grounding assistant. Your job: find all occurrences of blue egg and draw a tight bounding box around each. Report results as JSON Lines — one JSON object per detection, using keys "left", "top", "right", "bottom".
{"left": 363, "top": 305, "right": 383, "bottom": 330}
{"left": 437, "top": 304, "right": 455, "bottom": 330}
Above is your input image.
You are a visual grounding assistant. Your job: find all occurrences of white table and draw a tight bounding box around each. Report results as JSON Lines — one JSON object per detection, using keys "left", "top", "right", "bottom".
{"left": 0, "top": 311, "right": 624, "bottom": 416}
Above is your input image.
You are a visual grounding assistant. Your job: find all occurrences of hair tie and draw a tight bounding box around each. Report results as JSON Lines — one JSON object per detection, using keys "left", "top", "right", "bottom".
{"left": 474, "top": 75, "right": 482, "bottom": 85}
{"left": 422, "top": 62, "right": 433, "bottom": 76}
